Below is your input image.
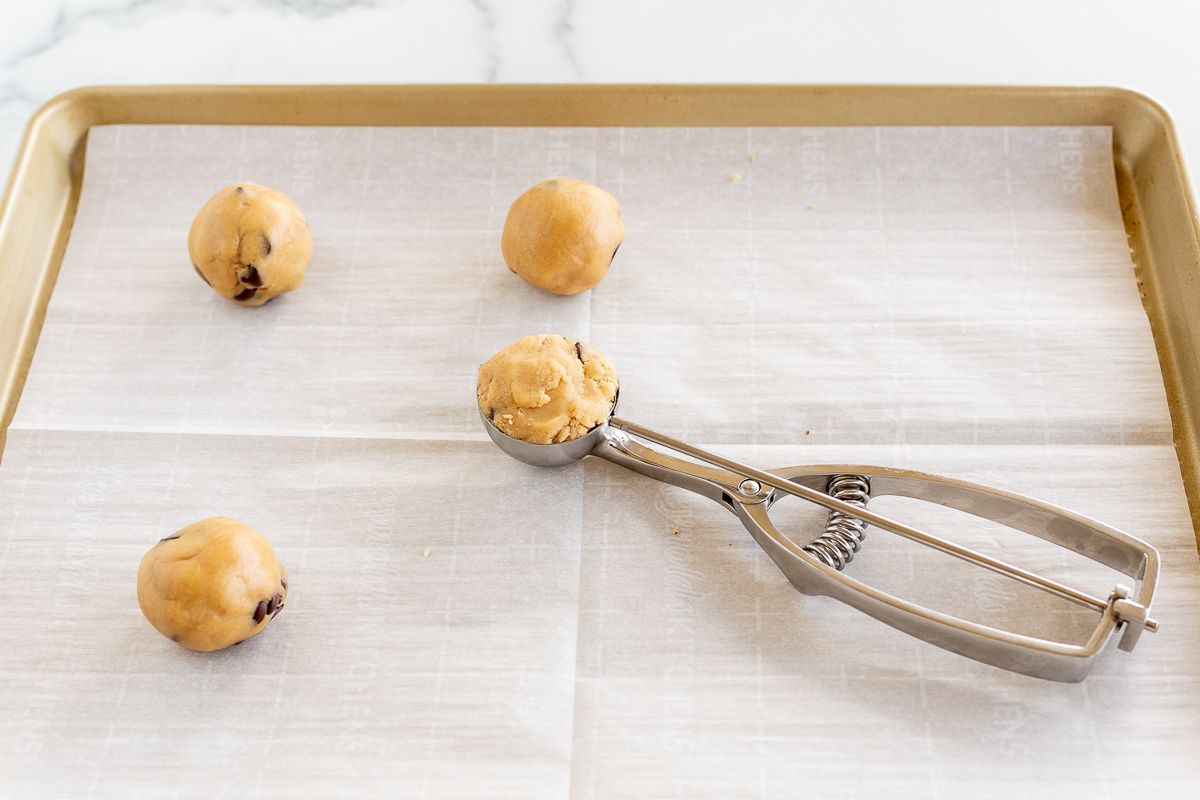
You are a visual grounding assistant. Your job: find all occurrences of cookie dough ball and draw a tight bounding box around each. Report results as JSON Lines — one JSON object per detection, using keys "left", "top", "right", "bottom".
{"left": 188, "top": 182, "right": 312, "bottom": 306}
{"left": 501, "top": 178, "right": 623, "bottom": 295}
{"left": 478, "top": 334, "right": 618, "bottom": 444}
{"left": 137, "top": 517, "right": 288, "bottom": 652}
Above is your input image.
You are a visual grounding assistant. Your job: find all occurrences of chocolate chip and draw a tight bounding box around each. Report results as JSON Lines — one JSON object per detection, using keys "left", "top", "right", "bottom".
{"left": 193, "top": 264, "right": 211, "bottom": 287}
{"left": 159, "top": 534, "right": 181, "bottom": 543}
{"left": 281, "top": 579, "right": 288, "bottom": 590}
{"left": 235, "top": 186, "right": 245, "bottom": 194}
{"left": 610, "top": 242, "right": 621, "bottom": 264}
{"left": 232, "top": 639, "right": 244, "bottom": 646}
{"left": 266, "top": 595, "right": 278, "bottom": 615}
{"left": 575, "top": 342, "right": 584, "bottom": 362}
{"left": 240, "top": 265, "right": 263, "bottom": 287}
{"left": 262, "top": 236, "right": 272, "bottom": 256}
{"left": 253, "top": 600, "right": 268, "bottom": 623}
{"left": 234, "top": 287, "right": 257, "bottom": 301}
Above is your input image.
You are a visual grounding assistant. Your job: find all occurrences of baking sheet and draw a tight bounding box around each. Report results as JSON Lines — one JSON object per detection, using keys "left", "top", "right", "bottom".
{"left": 1, "top": 124, "right": 1197, "bottom": 797}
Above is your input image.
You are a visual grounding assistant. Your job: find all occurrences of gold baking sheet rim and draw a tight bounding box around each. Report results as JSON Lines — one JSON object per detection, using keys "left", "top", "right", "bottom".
{"left": 1, "top": 84, "right": 1198, "bottom": 550}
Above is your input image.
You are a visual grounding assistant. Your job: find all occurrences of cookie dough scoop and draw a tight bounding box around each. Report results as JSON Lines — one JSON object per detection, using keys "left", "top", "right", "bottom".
{"left": 477, "top": 336, "right": 1160, "bottom": 682}
{"left": 137, "top": 517, "right": 289, "bottom": 652}
{"left": 188, "top": 182, "right": 312, "bottom": 306}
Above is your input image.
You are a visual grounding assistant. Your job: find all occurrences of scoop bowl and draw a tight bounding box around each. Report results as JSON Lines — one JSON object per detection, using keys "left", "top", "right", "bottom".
{"left": 478, "top": 393, "right": 619, "bottom": 467}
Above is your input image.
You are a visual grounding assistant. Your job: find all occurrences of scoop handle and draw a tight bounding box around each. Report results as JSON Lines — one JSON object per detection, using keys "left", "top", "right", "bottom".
{"left": 593, "top": 417, "right": 1160, "bottom": 680}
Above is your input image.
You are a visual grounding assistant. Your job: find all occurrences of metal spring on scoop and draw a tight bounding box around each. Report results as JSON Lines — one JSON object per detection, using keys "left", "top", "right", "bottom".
{"left": 803, "top": 474, "right": 872, "bottom": 570}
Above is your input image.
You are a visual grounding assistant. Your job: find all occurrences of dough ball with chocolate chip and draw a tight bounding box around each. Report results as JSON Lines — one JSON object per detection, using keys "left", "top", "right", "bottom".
{"left": 187, "top": 182, "right": 312, "bottom": 306}
{"left": 478, "top": 334, "right": 618, "bottom": 444}
{"left": 501, "top": 178, "right": 623, "bottom": 295}
{"left": 137, "top": 517, "right": 288, "bottom": 652}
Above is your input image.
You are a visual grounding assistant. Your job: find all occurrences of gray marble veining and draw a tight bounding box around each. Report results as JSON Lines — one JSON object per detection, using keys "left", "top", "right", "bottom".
{"left": 1, "top": 1, "right": 1197, "bottom": 189}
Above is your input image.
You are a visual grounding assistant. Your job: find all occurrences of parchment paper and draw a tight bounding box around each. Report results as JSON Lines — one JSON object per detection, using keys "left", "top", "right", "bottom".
{"left": 1, "top": 124, "right": 1197, "bottom": 798}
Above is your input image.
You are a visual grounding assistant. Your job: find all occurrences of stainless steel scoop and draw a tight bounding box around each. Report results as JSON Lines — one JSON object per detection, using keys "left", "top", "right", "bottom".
{"left": 480, "top": 398, "right": 1160, "bottom": 682}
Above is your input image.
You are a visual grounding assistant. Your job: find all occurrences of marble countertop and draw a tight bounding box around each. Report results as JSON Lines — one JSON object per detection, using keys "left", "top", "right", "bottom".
{"left": 1, "top": 0, "right": 1199, "bottom": 177}
{"left": 2, "top": 0, "right": 1199, "bottom": 187}
{"left": 2, "top": 4, "right": 1199, "bottom": 796}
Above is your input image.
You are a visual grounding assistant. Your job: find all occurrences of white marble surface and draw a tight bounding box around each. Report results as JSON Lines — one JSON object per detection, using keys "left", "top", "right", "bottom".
{"left": 2, "top": 2, "right": 1200, "bottom": 796}
{"left": 1, "top": 0, "right": 1200, "bottom": 185}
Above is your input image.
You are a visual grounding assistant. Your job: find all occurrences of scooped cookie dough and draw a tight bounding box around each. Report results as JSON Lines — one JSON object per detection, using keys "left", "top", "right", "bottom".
{"left": 187, "top": 183, "right": 312, "bottom": 306}
{"left": 137, "top": 517, "right": 288, "bottom": 652}
{"left": 478, "top": 334, "right": 618, "bottom": 444}
{"left": 501, "top": 178, "right": 623, "bottom": 295}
